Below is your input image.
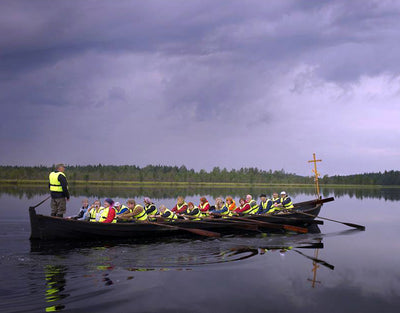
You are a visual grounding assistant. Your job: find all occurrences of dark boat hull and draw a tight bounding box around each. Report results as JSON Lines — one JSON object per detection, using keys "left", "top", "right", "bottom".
{"left": 29, "top": 199, "right": 326, "bottom": 241}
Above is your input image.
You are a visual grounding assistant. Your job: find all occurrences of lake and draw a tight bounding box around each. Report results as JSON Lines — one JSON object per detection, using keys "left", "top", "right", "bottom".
{"left": 0, "top": 185, "right": 399, "bottom": 313}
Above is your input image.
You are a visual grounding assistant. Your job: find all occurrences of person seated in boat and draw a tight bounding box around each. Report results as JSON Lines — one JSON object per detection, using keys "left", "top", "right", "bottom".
{"left": 143, "top": 197, "right": 158, "bottom": 215}
{"left": 199, "top": 197, "right": 211, "bottom": 216}
{"left": 86, "top": 199, "right": 104, "bottom": 222}
{"left": 114, "top": 202, "right": 130, "bottom": 216}
{"left": 225, "top": 196, "right": 237, "bottom": 211}
{"left": 99, "top": 198, "right": 116, "bottom": 223}
{"left": 68, "top": 198, "right": 90, "bottom": 220}
{"left": 279, "top": 191, "right": 294, "bottom": 210}
{"left": 258, "top": 194, "right": 273, "bottom": 214}
{"left": 185, "top": 202, "right": 202, "bottom": 220}
{"left": 234, "top": 198, "right": 253, "bottom": 215}
{"left": 211, "top": 198, "right": 231, "bottom": 217}
{"left": 246, "top": 194, "right": 259, "bottom": 214}
{"left": 159, "top": 205, "right": 178, "bottom": 221}
{"left": 171, "top": 196, "right": 188, "bottom": 215}
{"left": 266, "top": 192, "right": 282, "bottom": 213}
{"left": 117, "top": 199, "right": 148, "bottom": 222}
{"left": 267, "top": 191, "right": 294, "bottom": 213}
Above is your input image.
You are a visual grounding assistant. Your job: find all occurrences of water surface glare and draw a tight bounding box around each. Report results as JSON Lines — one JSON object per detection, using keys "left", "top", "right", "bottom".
{"left": 0, "top": 187, "right": 399, "bottom": 313}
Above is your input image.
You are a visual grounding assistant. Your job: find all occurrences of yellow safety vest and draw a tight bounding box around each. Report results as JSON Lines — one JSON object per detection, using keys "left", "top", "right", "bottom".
{"left": 260, "top": 199, "right": 272, "bottom": 210}
{"left": 200, "top": 201, "right": 210, "bottom": 216}
{"left": 49, "top": 171, "right": 67, "bottom": 192}
{"left": 281, "top": 196, "right": 294, "bottom": 209}
{"left": 145, "top": 203, "right": 158, "bottom": 215}
{"left": 240, "top": 203, "right": 254, "bottom": 214}
{"left": 188, "top": 206, "right": 202, "bottom": 220}
{"left": 89, "top": 207, "right": 104, "bottom": 222}
{"left": 115, "top": 205, "right": 129, "bottom": 214}
{"left": 270, "top": 197, "right": 282, "bottom": 211}
{"left": 248, "top": 199, "right": 259, "bottom": 214}
{"left": 219, "top": 205, "right": 232, "bottom": 217}
{"left": 199, "top": 201, "right": 209, "bottom": 210}
{"left": 99, "top": 207, "right": 117, "bottom": 223}
{"left": 132, "top": 205, "right": 148, "bottom": 221}
{"left": 176, "top": 202, "right": 188, "bottom": 213}
{"left": 163, "top": 208, "right": 178, "bottom": 221}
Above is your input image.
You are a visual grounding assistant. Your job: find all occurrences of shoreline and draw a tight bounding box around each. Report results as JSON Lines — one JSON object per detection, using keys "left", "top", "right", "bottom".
{"left": 1, "top": 179, "right": 399, "bottom": 189}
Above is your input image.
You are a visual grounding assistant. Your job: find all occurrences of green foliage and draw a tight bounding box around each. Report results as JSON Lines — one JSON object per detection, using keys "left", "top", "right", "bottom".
{"left": 320, "top": 170, "right": 400, "bottom": 186}
{"left": 0, "top": 165, "right": 399, "bottom": 186}
{"left": 0, "top": 164, "right": 311, "bottom": 184}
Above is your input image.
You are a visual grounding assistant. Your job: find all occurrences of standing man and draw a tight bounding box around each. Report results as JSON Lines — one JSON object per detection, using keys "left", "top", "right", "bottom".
{"left": 49, "top": 163, "right": 70, "bottom": 217}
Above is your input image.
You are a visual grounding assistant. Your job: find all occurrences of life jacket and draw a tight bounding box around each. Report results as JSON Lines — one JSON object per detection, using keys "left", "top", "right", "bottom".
{"left": 219, "top": 205, "right": 232, "bottom": 217}
{"left": 132, "top": 205, "right": 148, "bottom": 221}
{"left": 260, "top": 200, "right": 270, "bottom": 210}
{"left": 162, "top": 208, "right": 178, "bottom": 221}
{"left": 199, "top": 201, "right": 210, "bottom": 211}
{"left": 187, "top": 206, "right": 202, "bottom": 220}
{"left": 99, "top": 207, "right": 116, "bottom": 223}
{"left": 240, "top": 203, "right": 254, "bottom": 214}
{"left": 49, "top": 171, "right": 67, "bottom": 192}
{"left": 115, "top": 205, "right": 129, "bottom": 215}
{"left": 281, "top": 196, "right": 294, "bottom": 209}
{"left": 248, "top": 199, "right": 259, "bottom": 214}
{"left": 89, "top": 207, "right": 104, "bottom": 222}
{"left": 199, "top": 201, "right": 210, "bottom": 216}
{"left": 145, "top": 203, "right": 158, "bottom": 215}
{"left": 227, "top": 200, "right": 236, "bottom": 211}
{"left": 176, "top": 202, "right": 188, "bottom": 213}
{"left": 269, "top": 197, "right": 283, "bottom": 212}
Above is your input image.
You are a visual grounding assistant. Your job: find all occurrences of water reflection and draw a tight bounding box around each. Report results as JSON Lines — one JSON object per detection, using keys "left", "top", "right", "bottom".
{"left": 44, "top": 265, "right": 68, "bottom": 312}
{"left": 29, "top": 235, "right": 335, "bottom": 312}
{"left": 2, "top": 184, "right": 400, "bottom": 201}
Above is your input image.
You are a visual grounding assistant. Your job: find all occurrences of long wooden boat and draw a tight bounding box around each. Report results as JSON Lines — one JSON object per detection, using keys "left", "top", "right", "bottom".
{"left": 29, "top": 197, "right": 333, "bottom": 241}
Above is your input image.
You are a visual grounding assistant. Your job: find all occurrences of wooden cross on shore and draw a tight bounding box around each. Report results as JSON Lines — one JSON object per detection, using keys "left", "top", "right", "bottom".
{"left": 308, "top": 153, "right": 322, "bottom": 198}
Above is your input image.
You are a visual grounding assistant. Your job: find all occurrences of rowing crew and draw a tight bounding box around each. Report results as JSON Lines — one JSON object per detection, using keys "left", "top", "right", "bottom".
{"left": 68, "top": 191, "right": 294, "bottom": 223}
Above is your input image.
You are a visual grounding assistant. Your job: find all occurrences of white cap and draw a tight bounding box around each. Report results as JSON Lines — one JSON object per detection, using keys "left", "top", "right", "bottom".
{"left": 114, "top": 202, "right": 121, "bottom": 207}
{"left": 280, "top": 191, "right": 286, "bottom": 195}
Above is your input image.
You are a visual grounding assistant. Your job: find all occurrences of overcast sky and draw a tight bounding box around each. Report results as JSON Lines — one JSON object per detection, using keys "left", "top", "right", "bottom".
{"left": 1, "top": 0, "right": 399, "bottom": 176}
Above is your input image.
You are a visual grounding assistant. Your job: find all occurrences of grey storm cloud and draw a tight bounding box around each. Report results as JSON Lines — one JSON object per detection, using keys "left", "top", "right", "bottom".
{"left": 1, "top": 0, "right": 400, "bottom": 175}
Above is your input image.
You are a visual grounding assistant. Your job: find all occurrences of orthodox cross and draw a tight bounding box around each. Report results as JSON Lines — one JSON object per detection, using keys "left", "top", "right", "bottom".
{"left": 308, "top": 153, "right": 322, "bottom": 198}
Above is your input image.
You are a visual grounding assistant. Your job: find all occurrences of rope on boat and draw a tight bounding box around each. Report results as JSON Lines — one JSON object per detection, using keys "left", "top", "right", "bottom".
{"left": 30, "top": 195, "right": 51, "bottom": 209}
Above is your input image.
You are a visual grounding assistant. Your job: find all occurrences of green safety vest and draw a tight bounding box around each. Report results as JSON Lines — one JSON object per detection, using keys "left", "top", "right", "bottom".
{"left": 49, "top": 171, "right": 67, "bottom": 192}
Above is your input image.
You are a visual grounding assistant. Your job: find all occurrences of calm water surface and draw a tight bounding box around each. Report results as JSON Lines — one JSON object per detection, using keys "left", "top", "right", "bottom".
{"left": 0, "top": 186, "right": 399, "bottom": 313}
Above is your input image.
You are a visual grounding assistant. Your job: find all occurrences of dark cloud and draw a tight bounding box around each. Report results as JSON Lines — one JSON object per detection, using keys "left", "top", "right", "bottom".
{"left": 1, "top": 0, "right": 400, "bottom": 174}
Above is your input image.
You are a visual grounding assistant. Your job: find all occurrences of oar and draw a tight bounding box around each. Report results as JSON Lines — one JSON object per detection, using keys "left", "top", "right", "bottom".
{"left": 181, "top": 215, "right": 261, "bottom": 231}
{"left": 293, "top": 249, "right": 335, "bottom": 270}
{"left": 295, "top": 211, "right": 365, "bottom": 231}
{"left": 29, "top": 195, "right": 51, "bottom": 210}
{"left": 260, "top": 213, "right": 324, "bottom": 225}
{"left": 147, "top": 221, "right": 221, "bottom": 238}
{"left": 224, "top": 215, "right": 308, "bottom": 234}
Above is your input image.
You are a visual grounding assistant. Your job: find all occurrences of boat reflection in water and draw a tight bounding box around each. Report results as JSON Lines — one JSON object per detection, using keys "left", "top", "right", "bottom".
{"left": 28, "top": 228, "right": 340, "bottom": 312}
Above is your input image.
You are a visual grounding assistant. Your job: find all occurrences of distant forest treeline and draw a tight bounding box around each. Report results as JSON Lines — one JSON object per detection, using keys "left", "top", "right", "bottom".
{"left": 0, "top": 165, "right": 399, "bottom": 185}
